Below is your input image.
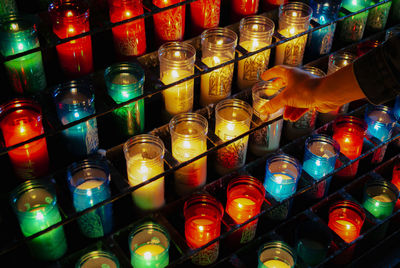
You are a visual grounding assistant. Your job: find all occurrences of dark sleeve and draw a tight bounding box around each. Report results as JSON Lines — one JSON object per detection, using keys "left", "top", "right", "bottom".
{"left": 353, "top": 33, "right": 400, "bottom": 105}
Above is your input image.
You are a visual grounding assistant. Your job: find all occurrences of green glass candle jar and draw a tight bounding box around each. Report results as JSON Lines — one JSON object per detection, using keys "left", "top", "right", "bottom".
{"left": 76, "top": 250, "right": 120, "bottom": 268}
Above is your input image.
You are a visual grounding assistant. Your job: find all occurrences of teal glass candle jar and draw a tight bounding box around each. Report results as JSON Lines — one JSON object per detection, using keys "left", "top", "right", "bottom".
{"left": 129, "top": 222, "right": 170, "bottom": 268}
{"left": 9, "top": 179, "right": 68, "bottom": 260}
{"left": 76, "top": 250, "right": 120, "bottom": 268}
{"left": 257, "top": 241, "right": 296, "bottom": 268}
{"left": 104, "top": 62, "right": 145, "bottom": 139}
{"left": 0, "top": 14, "right": 46, "bottom": 94}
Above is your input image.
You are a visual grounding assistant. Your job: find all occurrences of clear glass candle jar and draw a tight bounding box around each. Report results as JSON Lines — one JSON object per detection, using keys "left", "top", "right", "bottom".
{"left": 158, "top": 41, "right": 196, "bottom": 118}
{"left": 303, "top": 134, "right": 340, "bottom": 199}
{"left": 231, "top": 0, "right": 260, "bottom": 23}
{"left": 76, "top": 250, "right": 120, "bottom": 268}
{"left": 129, "top": 222, "right": 170, "bottom": 268}
{"left": 53, "top": 80, "right": 99, "bottom": 157}
{"left": 328, "top": 200, "right": 365, "bottom": 243}
{"left": 67, "top": 158, "right": 113, "bottom": 238}
{"left": 184, "top": 193, "right": 224, "bottom": 266}
{"left": 214, "top": 98, "right": 252, "bottom": 175}
{"left": 169, "top": 112, "right": 208, "bottom": 196}
{"left": 49, "top": 0, "right": 93, "bottom": 78}
{"left": 0, "top": 98, "right": 49, "bottom": 180}
{"left": 10, "top": 180, "right": 67, "bottom": 260}
{"left": 257, "top": 241, "right": 296, "bottom": 268}
{"left": 366, "top": 0, "right": 392, "bottom": 33}
{"left": 108, "top": 0, "right": 147, "bottom": 58}
{"left": 200, "top": 27, "right": 238, "bottom": 107}
{"left": 226, "top": 176, "right": 265, "bottom": 244}
{"left": 249, "top": 80, "right": 284, "bottom": 156}
{"left": 0, "top": 15, "right": 47, "bottom": 94}
{"left": 237, "top": 15, "right": 275, "bottom": 90}
{"left": 275, "top": 2, "right": 312, "bottom": 67}
{"left": 190, "top": 0, "right": 221, "bottom": 36}
{"left": 123, "top": 134, "right": 165, "bottom": 210}
{"left": 104, "top": 62, "right": 145, "bottom": 139}
{"left": 264, "top": 153, "right": 302, "bottom": 202}
{"left": 152, "top": 0, "right": 185, "bottom": 45}
{"left": 337, "top": 0, "right": 370, "bottom": 44}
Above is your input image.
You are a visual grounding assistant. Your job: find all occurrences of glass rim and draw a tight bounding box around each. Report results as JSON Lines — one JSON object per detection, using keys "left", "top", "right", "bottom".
{"left": 333, "top": 115, "right": 367, "bottom": 133}
{"left": 329, "top": 51, "right": 357, "bottom": 65}
{"left": 215, "top": 98, "right": 253, "bottom": 124}
{"left": 183, "top": 193, "right": 224, "bottom": 219}
{"left": 258, "top": 240, "right": 296, "bottom": 264}
{"left": 201, "top": 27, "right": 238, "bottom": 50}
{"left": 104, "top": 62, "right": 145, "bottom": 90}
{"left": 53, "top": 80, "right": 94, "bottom": 109}
{"left": 365, "top": 104, "right": 396, "bottom": 126}
{"left": 49, "top": 0, "right": 90, "bottom": 22}
{"left": 266, "top": 153, "right": 302, "bottom": 181}
{"left": 301, "top": 66, "right": 326, "bottom": 77}
{"left": 67, "top": 158, "right": 111, "bottom": 188}
{"left": 169, "top": 112, "right": 208, "bottom": 139}
{"left": 158, "top": 41, "right": 196, "bottom": 65}
{"left": 76, "top": 250, "right": 120, "bottom": 268}
{"left": 0, "top": 98, "right": 43, "bottom": 123}
{"left": 252, "top": 80, "right": 283, "bottom": 101}
{"left": 123, "top": 134, "right": 165, "bottom": 162}
{"left": 365, "top": 179, "right": 399, "bottom": 202}
{"left": 239, "top": 15, "right": 275, "bottom": 38}
{"left": 0, "top": 14, "right": 37, "bottom": 36}
{"left": 279, "top": 2, "right": 313, "bottom": 23}
{"left": 328, "top": 199, "right": 366, "bottom": 222}
{"left": 305, "top": 134, "right": 340, "bottom": 157}
{"left": 227, "top": 175, "right": 266, "bottom": 199}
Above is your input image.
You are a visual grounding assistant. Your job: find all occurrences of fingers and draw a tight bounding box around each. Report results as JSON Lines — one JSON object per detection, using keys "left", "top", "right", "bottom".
{"left": 261, "top": 65, "right": 290, "bottom": 83}
{"left": 283, "top": 107, "right": 309, "bottom": 121}
{"left": 259, "top": 91, "right": 287, "bottom": 116}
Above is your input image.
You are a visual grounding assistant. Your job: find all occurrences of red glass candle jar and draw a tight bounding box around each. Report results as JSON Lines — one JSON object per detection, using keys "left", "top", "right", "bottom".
{"left": 332, "top": 116, "right": 366, "bottom": 179}
{"left": 49, "top": 0, "right": 93, "bottom": 78}
{"left": 0, "top": 99, "right": 49, "bottom": 180}
{"left": 108, "top": 0, "right": 146, "bottom": 58}
{"left": 328, "top": 200, "right": 365, "bottom": 243}
{"left": 231, "top": 0, "right": 260, "bottom": 23}
{"left": 226, "top": 176, "right": 265, "bottom": 244}
{"left": 152, "top": 0, "right": 185, "bottom": 45}
{"left": 356, "top": 39, "right": 381, "bottom": 57}
{"left": 190, "top": 0, "right": 220, "bottom": 36}
{"left": 184, "top": 193, "right": 224, "bottom": 266}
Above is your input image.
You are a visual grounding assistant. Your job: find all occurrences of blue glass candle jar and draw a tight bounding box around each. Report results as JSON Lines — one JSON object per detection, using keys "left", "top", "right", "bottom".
{"left": 364, "top": 105, "right": 396, "bottom": 164}
{"left": 303, "top": 134, "right": 340, "bottom": 199}
{"left": 337, "top": 0, "right": 370, "bottom": 44}
{"left": 0, "top": 15, "right": 46, "bottom": 94}
{"left": 53, "top": 80, "right": 99, "bottom": 157}
{"left": 264, "top": 153, "right": 302, "bottom": 202}
{"left": 10, "top": 180, "right": 68, "bottom": 260}
{"left": 104, "top": 62, "right": 145, "bottom": 139}
{"left": 305, "top": 0, "right": 342, "bottom": 61}
{"left": 67, "top": 158, "right": 113, "bottom": 238}
{"left": 76, "top": 250, "right": 120, "bottom": 268}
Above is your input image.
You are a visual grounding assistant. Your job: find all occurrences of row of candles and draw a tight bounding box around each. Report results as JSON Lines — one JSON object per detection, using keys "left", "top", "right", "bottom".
{"left": 1, "top": 0, "right": 398, "bottom": 96}
{"left": 9, "top": 160, "right": 400, "bottom": 266}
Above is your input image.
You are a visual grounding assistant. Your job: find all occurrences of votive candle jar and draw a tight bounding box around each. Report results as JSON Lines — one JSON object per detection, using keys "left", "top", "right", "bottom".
{"left": 337, "top": 0, "right": 370, "bottom": 44}
{"left": 129, "top": 222, "right": 170, "bottom": 268}
{"left": 123, "top": 134, "right": 165, "bottom": 210}
{"left": 0, "top": 15, "right": 47, "bottom": 94}
{"left": 328, "top": 200, "right": 365, "bottom": 243}
{"left": 200, "top": 27, "right": 238, "bottom": 107}
{"left": 104, "top": 62, "right": 145, "bottom": 139}
{"left": 53, "top": 80, "right": 99, "bottom": 157}
{"left": 67, "top": 159, "right": 113, "bottom": 238}
{"left": 214, "top": 98, "right": 252, "bottom": 175}
{"left": 108, "top": 0, "right": 147, "bottom": 58}
{"left": 0, "top": 98, "right": 49, "bottom": 180}
{"left": 356, "top": 39, "right": 381, "bottom": 57}
{"left": 264, "top": 153, "right": 302, "bottom": 202}
{"left": 257, "top": 241, "right": 296, "bottom": 268}
{"left": 10, "top": 180, "right": 67, "bottom": 260}
{"left": 76, "top": 250, "right": 120, "bottom": 268}
{"left": 366, "top": 0, "right": 392, "bottom": 33}
{"left": 237, "top": 15, "right": 274, "bottom": 90}
{"left": 226, "top": 176, "right": 265, "bottom": 244}
{"left": 152, "top": 0, "right": 185, "bottom": 45}
{"left": 190, "top": 0, "right": 221, "bottom": 36}
{"left": 49, "top": 0, "right": 93, "bottom": 78}
{"left": 184, "top": 193, "right": 224, "bottom": 266}
{"left": 364, "top": 105, "right": 396, "bottom": 164}
{"left": 0, "top": 0, "right": 18, "bottom": 17}
{"left": 284, "top": 66, "right": 324, "bottom": 141}
{"left": 158, "top": 41, "right": 196, "bottom": 118}
{"left": 169, "top": 113, "right": 208, "bottom": 196}
{"left": 249, "top": 80, "right": 284, "bottom": 156}
{"left": 303, "top": 134, "right": 340, "bottom": 199}
{"left": 332, "top": 116, "right": 366, "bottom": 179}
{"left": 362, "top": 179, "right": 398, "bottom": 220}
{"left": 231, "top": 0, "right": 260, "bottom": 23}
{"left": 275, "top": 2, "right": 312, "bottom": 67}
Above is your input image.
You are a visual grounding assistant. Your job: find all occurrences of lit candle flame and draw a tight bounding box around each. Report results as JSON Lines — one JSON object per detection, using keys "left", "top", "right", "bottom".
{"left": 67, "top": 11, "right": 73, "bottom": 17}
{"left": 144, "top": 252, "right": 152, "bottom": 260}
{"left": 289, "top": 27, "right": 296, "bottom": 35}
{"left": 171, "top": 70, "right": 179, "bottom": 78}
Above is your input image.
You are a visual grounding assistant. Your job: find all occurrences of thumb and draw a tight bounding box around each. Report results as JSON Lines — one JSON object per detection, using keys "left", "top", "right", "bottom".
{"left": 259, "top": 93, "right": 287, "bottom": 116}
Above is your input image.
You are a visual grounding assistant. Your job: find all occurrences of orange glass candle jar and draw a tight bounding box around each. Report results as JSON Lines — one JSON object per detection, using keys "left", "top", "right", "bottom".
{"left": 190, "top": 0, "right": 220, "bottom": 36}
{"left": 49, "top": 0, "right": 93, "bottom": 78}
{"left": 0, "top": 99, "right": 49, "bottom": 180}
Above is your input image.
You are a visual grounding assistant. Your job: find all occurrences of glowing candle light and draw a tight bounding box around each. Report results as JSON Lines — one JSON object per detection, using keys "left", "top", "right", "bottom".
{"left": 108, "top": 0, "right": 147, "bottom": 58}
{"left": 0, "top": 99, "right": 49, "bottom": 180}
{"left": 49, "top": 0, "right": 93, "bottom": 78}
{"left": 328, "top": 200, "right": 365, "bottom": 243}
{"left": 257, "top": 241, "right": 296, "bottom": 268}
{"left": 158, "top": 42, "right": 196, "bottom": 118}
{"left": 190, "top": 0, "right": 221, "bottom": 36}
{"left": 10, "top": 180, "right": 67, "bottom": 260}
{"left": 214, "top": 99, "right": 252, "bottom": 175}
{"left": 200, "top": 27, "right": 237, "bottom": 107}
{"left": 124, "top": 134, "right": 165, "bottom": 210}
{"left": 77, "top": 250, "right": 120, "bottom": 268}
{"left": 237, "top": 15, "right": 274, "bottom": 90}
{"left": 169, "top": 113, "right": 208, "bottom": 196}
{"left": 129, "top": 222, "right": 170, "bottom": 268}
{"left": 231, "top": 0, "right": 260, "bottom": 23}
{"left": 184, "top": 193, "right": 223, "bottom": 266}
{"left": 337, "top": 0, "right": 370, "bottom": 44}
